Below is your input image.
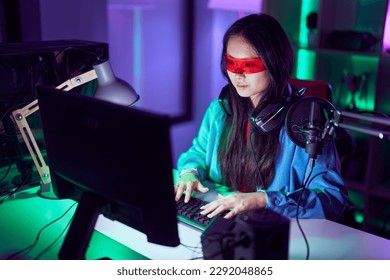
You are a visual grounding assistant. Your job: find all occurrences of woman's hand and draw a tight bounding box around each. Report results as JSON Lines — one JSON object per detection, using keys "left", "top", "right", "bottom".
{"left": 174, "top": 172, "right": 209, "bottom": 203}
{"left": 200, "top": 192, "right": 267, "bottom": 219}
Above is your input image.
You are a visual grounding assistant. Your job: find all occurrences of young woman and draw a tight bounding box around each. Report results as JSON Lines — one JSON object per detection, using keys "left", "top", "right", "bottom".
{"left": 174, "top": 13, "right": 348, "bottom": 221}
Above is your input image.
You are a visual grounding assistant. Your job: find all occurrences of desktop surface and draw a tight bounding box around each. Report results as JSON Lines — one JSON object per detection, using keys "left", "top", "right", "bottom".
{"left": 1, "top": 185, "right": 390, "bottom": 260}
{"left": 95, "top": 213, "right": 390, "bottom": 260}
{"left": 0, "top": 186, "right": 146, "bottom": 260}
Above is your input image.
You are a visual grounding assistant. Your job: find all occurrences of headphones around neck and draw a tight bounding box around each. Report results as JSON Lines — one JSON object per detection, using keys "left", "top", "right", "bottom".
{"left": 218, "top": 83, "right": 305, "bottom": 134}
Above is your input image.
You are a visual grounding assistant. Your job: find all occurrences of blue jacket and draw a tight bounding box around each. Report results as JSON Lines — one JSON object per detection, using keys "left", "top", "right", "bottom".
{"left": 177, "top": 99, "right": 348, "bottom": 221}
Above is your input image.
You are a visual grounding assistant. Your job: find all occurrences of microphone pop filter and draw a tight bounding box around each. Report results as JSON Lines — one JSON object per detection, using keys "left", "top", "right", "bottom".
{"left": 285, "top": 96, "right": 335, "bottom": 148}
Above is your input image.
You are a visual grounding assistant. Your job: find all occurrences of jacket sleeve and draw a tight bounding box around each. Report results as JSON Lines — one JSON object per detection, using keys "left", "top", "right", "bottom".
{"left": 176, "top": 100, "right": 224, "bottom": 182}
{"left": 263, "top": 128, "right": 348, "bottom": 221}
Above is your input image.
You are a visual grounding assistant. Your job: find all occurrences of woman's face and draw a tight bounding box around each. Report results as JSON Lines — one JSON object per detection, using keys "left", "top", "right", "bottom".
{"left": 226, "top": 35, "right": 270, "bottom": 107}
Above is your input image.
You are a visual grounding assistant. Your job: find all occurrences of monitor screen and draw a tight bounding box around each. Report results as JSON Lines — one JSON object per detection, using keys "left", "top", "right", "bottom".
{"left": 36, "top": 85, "right": 180, "bottom": 259}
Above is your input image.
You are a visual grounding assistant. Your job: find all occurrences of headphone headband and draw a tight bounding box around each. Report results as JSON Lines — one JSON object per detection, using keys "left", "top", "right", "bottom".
{"left": 218, "top": 83, "right": 305, "bottom": 133}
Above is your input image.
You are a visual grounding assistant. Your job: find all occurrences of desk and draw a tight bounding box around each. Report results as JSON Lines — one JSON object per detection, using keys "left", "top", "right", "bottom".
{"left": 95, "top": 215, "right": 390, "bottom": 260}
{"left": 1, "top": 187, "right": 390, "bottom": 260}
{"left": 0, "top": 187, "right": 146, "bottom": 260}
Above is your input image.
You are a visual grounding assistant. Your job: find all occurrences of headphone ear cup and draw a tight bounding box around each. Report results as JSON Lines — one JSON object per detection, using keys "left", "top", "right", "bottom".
{"left": 251, "top": 100, "right": 287, "bottom": 134}
{"left": 250, "top": 83, "right": 304, "bottom": 134}
{"left": 218, "top": 84, "right": 232, "bottom": 116}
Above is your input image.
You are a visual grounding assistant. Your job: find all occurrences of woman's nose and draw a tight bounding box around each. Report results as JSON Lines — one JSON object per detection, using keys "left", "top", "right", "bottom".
{"left": 235, "top": 72, "right": 245, "bottom": 79}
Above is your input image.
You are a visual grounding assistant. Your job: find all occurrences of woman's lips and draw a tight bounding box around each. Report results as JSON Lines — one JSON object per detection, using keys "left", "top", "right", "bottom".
{"left": 236, "top": 84, "right": 248, "bottom": 90}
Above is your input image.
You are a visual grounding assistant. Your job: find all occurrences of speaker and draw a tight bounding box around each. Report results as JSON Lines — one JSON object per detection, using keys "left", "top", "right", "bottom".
{"left": 201, "top": 209, "right": 290, "bottom": 260}
{"left": 233, "top": 209, "right": 290, "bottom": 260}
{"left": 218, "top": 83, "right": 304, "bottom": 133}
{"left": 201, "top": 215, "right": 236, "bottom": 259}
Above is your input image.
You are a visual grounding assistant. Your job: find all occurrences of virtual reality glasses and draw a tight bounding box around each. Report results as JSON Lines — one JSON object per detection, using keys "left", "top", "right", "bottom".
{"left": 225, "top": 53, "right": 266, "bottom": 74}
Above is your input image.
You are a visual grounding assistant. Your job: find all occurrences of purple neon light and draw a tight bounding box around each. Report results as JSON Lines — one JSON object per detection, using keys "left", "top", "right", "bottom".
{"left": 383, "top": 3, "right": 390, "bottom": 54}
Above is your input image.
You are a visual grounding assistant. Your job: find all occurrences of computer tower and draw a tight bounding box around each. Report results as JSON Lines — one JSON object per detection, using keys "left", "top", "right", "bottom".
{"left": 201, "top": 215, "right": 236, "bottom": 259}
{"left": 233, "top": 209, "right": 290, "bottom": 260}
{"left": 0, "top": 40, "right": 108, "bottom": 105}
{"left": 0, "top": 40, "right": 108, "bottom": 188}
{"left": 201, "top": 209, "right": 290, "bottom": 260}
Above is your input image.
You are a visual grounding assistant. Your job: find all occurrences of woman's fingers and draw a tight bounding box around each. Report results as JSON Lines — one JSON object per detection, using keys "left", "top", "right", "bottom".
{"left": 174, "top": 181, "right": 209, "bottom": 203}
{"left": 200, "top": 199, "right": 229, "bottom": 218}
{"left": 174, "top": 182, "right": 188, "bottom": 201}
{"left": 200, "top": 193, "right": 264, "bottom": 219}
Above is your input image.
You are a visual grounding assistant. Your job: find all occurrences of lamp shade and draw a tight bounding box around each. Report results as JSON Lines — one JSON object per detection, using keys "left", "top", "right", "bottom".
{"left": 93, "top": 60, "right": 139, "bottom": 107}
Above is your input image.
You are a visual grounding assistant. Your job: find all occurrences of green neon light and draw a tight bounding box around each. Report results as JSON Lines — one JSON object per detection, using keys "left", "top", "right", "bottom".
{"left": 296, "top": 49, "right": 316, "bottom": 80}
{"left": 299, "top": 0, "right": 320, "bottom": 48}
{"left": 354, "top": 212, "right": 364, "bottom": 224}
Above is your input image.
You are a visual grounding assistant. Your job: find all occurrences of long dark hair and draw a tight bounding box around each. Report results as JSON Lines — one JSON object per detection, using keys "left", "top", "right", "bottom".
{"left": 218, "top": 13, "right": 294, "bottom": 191}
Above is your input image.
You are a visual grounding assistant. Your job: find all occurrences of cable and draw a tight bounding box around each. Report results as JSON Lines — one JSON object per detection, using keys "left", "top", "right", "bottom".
{"left": 34, "top": 213, "right": 75, "bottom": 260}
{"left": 6, "top": 201, "right": 77, "bottom": 260}
{"left": 249, "top": 130, "right": 265, "bottom": 189}
{"left": 180, "top": 242, "right": 203, "bottom": 260}
{"left": 0, "top": 167, "right": 32, "bottom": 205}
{"left": 0, "top": 159, "right": 15, "bottom": 197}
{"left": 0, "top": 159, "right": 14, "bottom": 185}
{"left": 296, "top": 165, "right": 314, "bottom": 260}
{"left": 250, "top": 129, "right": 311, "bottom": 260}
{"left": 52, "top": 46, "right": 102, "bottom": 86}
{"left": 180, "top": 242, "right": 202, "bottom": 252}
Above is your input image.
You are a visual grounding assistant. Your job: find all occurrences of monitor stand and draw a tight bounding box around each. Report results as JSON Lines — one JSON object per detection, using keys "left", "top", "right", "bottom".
{"left": 58, "top": 191, "right": 106, "bottom": 260}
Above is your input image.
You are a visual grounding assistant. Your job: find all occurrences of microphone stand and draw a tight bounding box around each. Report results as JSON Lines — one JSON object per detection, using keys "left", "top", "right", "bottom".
{"left": 286, "top": 95, "right": 390, "bottom": 261}
{"left": 300, "top": 102, "right": 390, "bottom": 166}
{"left": 333, "top": 110, "right": 390, "bottom": 140}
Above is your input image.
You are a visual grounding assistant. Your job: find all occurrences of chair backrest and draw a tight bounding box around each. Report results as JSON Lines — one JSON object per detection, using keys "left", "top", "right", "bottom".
{"left": 289, "top": 78, "right": 333, "bottom": 102}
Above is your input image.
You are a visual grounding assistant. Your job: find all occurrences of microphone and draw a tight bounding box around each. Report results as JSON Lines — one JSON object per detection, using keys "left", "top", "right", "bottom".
{"left": 304, "top": 101, "right": 325, "bottom": 160}
{"left": 285, "top": 96, "right": 335, "bottom": 166}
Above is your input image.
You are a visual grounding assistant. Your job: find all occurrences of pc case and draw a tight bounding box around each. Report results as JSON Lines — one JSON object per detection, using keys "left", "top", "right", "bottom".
{"left": 201, "top": 209, "right": 290, "bottom": 260}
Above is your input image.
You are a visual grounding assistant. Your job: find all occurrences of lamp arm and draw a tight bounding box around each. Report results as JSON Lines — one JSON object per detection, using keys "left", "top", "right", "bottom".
{"left": 11, "top": 69, "right": 98, "bottom": 189}
{"left": 56, "top": 69, "right": 97, "bottom": 91}
{"left": 333, "top": 110, "right": 390, "bottom": 140}
{"left": 12, "top": 100, "right": 51, "bottom": 188}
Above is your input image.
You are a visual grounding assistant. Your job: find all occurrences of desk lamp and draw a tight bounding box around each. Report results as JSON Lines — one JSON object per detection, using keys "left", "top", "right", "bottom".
{"left": 11, "top": 60, "right": 140, "bottom": 194}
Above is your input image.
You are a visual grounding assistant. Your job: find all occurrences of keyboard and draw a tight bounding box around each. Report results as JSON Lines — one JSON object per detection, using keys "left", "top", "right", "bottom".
{"left": 176, "top": 196, "right": 230, "bottom": 231}
{"left": 176, "top": 196, "right": 214, "bottom": 230}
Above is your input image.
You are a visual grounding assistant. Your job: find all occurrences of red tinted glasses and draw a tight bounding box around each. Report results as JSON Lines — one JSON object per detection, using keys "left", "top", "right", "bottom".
{"left": 225, "top": 53, "right": 266, "bottom": 74}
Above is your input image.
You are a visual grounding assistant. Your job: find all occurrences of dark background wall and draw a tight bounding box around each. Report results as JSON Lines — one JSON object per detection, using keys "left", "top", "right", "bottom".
{"left": 0, "top": 0, "right": 250, "bottom": 164}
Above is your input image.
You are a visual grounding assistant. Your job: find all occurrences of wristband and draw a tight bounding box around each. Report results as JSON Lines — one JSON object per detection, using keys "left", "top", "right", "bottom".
{"left": 179, "top": 169, "right": 200, "bottom": 178}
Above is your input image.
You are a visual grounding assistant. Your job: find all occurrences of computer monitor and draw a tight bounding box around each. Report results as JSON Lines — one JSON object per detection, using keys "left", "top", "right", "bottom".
{"left": 36, "top": 85, "right": 180, "bottom": 259}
